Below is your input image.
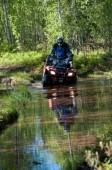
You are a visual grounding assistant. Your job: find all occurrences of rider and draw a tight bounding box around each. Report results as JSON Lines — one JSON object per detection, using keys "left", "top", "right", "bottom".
{"left": 46, "top": 37, "right": 73, "bottom": 66}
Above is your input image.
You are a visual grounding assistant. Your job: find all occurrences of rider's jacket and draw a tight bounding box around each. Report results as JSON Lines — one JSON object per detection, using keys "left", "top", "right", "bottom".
{"left": 51, "top": 42, "right": 72, "bottom": 60}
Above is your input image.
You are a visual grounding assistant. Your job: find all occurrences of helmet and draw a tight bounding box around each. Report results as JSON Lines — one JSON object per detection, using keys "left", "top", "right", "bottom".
{"left": 57, "top": 37, "right": 63, "bottom": 46}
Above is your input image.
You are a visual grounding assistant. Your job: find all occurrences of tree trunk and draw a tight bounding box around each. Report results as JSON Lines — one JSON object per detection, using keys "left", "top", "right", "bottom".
{"left": 1, "top": 0, "right": 14, "bottom": 44}
{"left": 57, "top": 0, "right": 63, "bottom": 36}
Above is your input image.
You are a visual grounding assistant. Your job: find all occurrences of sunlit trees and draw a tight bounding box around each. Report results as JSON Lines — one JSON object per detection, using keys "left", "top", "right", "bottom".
{"left": 0, "top": 0, "right": 112, "bottom": 51}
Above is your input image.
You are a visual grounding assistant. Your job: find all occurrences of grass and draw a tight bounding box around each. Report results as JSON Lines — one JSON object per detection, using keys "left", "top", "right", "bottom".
{"left": 0, "top": 50, "right": 112, "bottom": 83}
{"left": 0, "top": 86, "right": 31, "bottom": 132}
{"left": 0, "top": 51, "right": 47, "bottom": 85}
{"left": 0, "top": 51, "right": 46, "bottom": 66}
{"left": 0, "top": 106, "right": 18, "bottom": 131}
{"left": 75, "top": 50, "right": 112, "bottom": 77}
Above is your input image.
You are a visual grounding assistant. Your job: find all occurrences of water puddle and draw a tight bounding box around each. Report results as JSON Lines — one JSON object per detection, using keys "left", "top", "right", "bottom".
{"left": 0, "top": 78, "right": 112, "bottom": 170}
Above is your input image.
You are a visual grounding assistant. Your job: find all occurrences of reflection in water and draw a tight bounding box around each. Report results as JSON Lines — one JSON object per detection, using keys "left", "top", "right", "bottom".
{"left": 0, "top": 79, "right": 112, "bottom": 170}
{"left": 45, "top": 86, "right": 78, "bottom": 155}
{"left": 46, "top": 86, "right": 78, "bottom": 133}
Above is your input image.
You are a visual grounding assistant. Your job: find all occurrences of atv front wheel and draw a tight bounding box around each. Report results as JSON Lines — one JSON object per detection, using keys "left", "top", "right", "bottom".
{"left": 73, "top": 75, "right": 77, "bottom": 84}
{"left": 42, "top": 74, "right": 49, "bottom": 87}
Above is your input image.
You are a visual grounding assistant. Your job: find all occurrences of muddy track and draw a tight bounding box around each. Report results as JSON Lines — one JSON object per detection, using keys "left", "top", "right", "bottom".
{"left": 0, "top": 64, "right": 28, "bottom": 72}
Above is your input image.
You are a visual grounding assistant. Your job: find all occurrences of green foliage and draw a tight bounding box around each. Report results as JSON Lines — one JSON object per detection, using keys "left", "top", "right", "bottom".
{"left": 0, "top": 94, "right": 18, "bottom": 130}
{"left": 30, "top": 62, "right": 45, "bottom": 80}
{"left": 0, "top": 51, "right": 49, "bottom": 85}
{"left": 9, "top": 85, "right": 31, "bottom": 106}
{"left": 0, "top": 86, "right": 31, "bottom": 130}
{"left": 0, "top": 106, "right": 18, "bottom": 127}
{"left": 0, "top": 41, "right": 16, "bottom": 52}
{"left": 0, "top": 50, "right": 112, "bottom": 82}
{"left": 0, "top": 0, "right": 112, "bottom": 51}
{"left": 0, "top": 51, "right": 47, "bottom": 66}
{"left": 84, "top": 140, "right": 112, "bottom": 170}
{"left": 75, "top": 50, "right": 112, "bottom": 76}
{"left": 10, "top": 71, "right": 32, "bottom": 85}
{"left": 97, "top": 125, "right": 112, "bottom": 144}
{"left": 79, "top": 124, "right": 112, "bottom": 170}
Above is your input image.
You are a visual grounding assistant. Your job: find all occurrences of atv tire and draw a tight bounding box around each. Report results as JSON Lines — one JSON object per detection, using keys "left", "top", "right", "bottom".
{"left": 42, "top": 74, "right": 49, "bottom": 87}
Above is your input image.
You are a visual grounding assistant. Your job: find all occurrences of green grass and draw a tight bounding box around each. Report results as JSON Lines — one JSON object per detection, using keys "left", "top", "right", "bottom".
{"left": 0, "top": 51, "right": 47, "bottom": 66}
{"left": 0, "top": 51, "right": 47, "bottom": 84}
{"left": 0, "top": 86, "right": 31, "bottom": 131}
{"left": 0, "top": 50, "right": 112, "bottom": 85}
{"left": 74, "top": 50, "right": 112, "bottom": 77}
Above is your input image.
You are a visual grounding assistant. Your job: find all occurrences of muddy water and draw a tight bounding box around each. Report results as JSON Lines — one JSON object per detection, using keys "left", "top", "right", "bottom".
{"left": 0, "top": 78, "right": 112, "bottom": 170}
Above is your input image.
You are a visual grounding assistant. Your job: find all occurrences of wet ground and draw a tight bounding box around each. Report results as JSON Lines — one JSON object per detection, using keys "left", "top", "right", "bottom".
{"left": 0, "top": 78, "right": 112, "bottom": 170}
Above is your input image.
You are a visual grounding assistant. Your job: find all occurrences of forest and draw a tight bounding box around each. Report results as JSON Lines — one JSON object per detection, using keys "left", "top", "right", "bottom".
{"left": 0, "top": 1, "right": 112, "bottom": 169}
{"left": 0, "top": 0, "right": 112, "bottom": 52}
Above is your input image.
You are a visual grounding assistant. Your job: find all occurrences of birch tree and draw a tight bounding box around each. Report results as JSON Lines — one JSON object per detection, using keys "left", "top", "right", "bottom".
{"left": 1, "top": 0, "right": 14, "bottom": 44}
{"left": 57, "top": 0, "right": 63, "bottom": 36}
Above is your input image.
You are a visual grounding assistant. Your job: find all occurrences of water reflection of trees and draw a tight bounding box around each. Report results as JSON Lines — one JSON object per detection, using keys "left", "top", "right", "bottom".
{"left": 77, "top": 79, "right": 112, "bottom": 113}
{"left": 43, "top": 80, "right": 112, "bottom": 154}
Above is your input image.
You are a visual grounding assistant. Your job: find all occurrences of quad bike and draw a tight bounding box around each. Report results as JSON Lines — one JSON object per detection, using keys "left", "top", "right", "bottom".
{"left": 42, "top": 55, "right": 77, "bottom": 87}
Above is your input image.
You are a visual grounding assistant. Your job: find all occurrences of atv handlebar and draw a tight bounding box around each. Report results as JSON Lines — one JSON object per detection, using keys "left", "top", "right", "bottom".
{"left": 46, "top": 54, "right": 73, "bottom": 67}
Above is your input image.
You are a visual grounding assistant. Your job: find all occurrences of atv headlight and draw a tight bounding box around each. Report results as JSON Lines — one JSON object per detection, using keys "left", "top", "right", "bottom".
{"left": 68, "top": 72, "right": 73, "bottom": 77}
{"left": 50, "top": 70, "right": 56, "bottom": 75}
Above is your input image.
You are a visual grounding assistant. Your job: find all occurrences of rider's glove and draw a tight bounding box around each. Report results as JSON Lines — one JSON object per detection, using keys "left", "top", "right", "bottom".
{"left": 68, "top": 54, "right": 74, "bottom": 61}
{"left": 65, "top": 58, "right": 69, "bottom": 64}
{"left": 53, "top": 60, "right": 57, "bottom": 66}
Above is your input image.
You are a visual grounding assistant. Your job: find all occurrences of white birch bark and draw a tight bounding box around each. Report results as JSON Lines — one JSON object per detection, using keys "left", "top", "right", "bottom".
{"left": 57, "top": 0, "right": 63, "bottom": 36}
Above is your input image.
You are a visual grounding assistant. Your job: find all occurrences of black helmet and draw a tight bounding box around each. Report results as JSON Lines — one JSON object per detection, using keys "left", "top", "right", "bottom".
{"left": 57, "top": 37, "right": 63, "bottom": 45}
